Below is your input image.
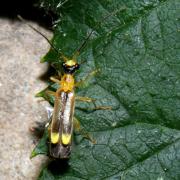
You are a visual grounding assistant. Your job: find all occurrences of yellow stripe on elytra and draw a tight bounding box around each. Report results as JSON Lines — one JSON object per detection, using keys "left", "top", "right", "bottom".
{"left": 62, "top": 133, "right": 71, "bottom": 145}
{"left": 51, "top": 132, "right": 59, "bottom": 144}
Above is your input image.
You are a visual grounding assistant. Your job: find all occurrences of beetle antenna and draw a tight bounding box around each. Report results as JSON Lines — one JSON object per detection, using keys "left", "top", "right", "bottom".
{"left": 17, "top": 15, "right": 62, "bottom": 56}
{"left": 72, "top": 9, "right": 119, "bottom": 58}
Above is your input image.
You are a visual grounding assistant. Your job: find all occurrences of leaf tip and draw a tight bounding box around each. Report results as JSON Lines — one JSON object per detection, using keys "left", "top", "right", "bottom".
{"left": 30, "top": 150, "right": 37, "bottom": 159}
{"left": 40, "top": 56, "right": 46, "bottom": 63}
{"left": 35, "top": 91, "right": 44, "bottom": 97}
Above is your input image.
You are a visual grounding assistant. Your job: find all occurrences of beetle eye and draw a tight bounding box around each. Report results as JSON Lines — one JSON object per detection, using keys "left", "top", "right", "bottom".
{"left": 62, "top": 62, "right": 66, "bottom": 67}
{"left": 75, "top": 64, "right": 80, "bottom": 70}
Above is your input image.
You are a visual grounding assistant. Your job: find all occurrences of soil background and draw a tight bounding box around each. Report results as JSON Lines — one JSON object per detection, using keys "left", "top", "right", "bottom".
{"left": 0, "top": 17, "right": 52, "bottom": 179}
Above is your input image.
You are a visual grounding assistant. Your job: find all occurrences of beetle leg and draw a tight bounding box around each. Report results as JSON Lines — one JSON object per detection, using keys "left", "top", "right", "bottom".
{"left": 76, "top": 96, "right": 112, "bottom": 110}
{"left": 73, "top": 117, "right": 96, "bottom": 144}
{"left": 45, "top": 90, "right": 56, "bottom": 97}
{"left": 50, "top": 76, "right": 61, "bottom": 84}
{"left": 75, "top": 69, "right": 99, "bottom": 88}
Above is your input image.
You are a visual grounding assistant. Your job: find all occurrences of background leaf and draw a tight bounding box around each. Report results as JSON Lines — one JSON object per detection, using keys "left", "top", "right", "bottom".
{"left": 35, "top": 0, "right": 180, "bottom": 179}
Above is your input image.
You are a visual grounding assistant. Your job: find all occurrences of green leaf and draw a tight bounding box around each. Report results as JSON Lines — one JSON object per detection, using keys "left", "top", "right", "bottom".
{"left": 35, "top": 0, "right": 180, "bottom": 179}
{"left": 35, "top": 83, "right": 59, "bottom": 105}
{"left": 31, "top": 129, "right": 49, "bottom": 158}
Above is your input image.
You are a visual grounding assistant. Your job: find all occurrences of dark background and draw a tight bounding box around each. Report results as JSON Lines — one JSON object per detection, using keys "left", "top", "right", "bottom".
{"left": 0, "top": 0, "right": 53, "bottom": 27}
